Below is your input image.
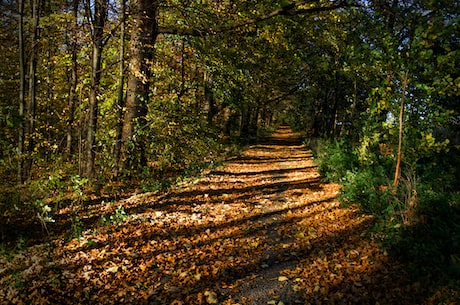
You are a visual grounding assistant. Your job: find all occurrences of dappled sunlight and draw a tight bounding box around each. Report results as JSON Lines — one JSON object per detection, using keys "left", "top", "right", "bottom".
{"left": 0, "top": 127, "right": 434, "bottom": 304}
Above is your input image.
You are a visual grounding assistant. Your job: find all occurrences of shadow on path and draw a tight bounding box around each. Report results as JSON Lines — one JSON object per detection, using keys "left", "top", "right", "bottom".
{"left": 2, "top": 126, "right": 439, "bottom": 305}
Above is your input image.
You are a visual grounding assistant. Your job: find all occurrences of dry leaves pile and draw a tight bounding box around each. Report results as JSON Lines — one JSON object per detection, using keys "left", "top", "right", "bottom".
{"left": 0, "top": 127, "right": 453, "bottom": 304}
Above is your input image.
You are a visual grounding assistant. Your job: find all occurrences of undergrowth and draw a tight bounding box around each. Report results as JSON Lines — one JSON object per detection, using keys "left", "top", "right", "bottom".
{"left": 0, "top": 125, "right": 241, "bottom": 249}
{"left": 310, "top": 137, "right": 460, "bottom": 289}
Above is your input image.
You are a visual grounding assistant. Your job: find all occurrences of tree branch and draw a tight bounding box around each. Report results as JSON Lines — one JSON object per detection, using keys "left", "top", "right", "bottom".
{"left": 158, "top": 1, "right": 351, "bottom": 36}
{"left": 265, "top": 85, "right": 301, "bottom": 106}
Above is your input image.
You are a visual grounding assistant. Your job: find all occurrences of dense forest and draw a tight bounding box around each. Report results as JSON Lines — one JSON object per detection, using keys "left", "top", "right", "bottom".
{"left": 0, "top": 0, "right": 459, "bottom": 303}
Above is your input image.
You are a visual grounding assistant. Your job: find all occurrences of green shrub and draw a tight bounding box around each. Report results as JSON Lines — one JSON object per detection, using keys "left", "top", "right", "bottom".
{"left": 339, "top": 165, "right": 393, "bottom": 215}
{"left": 315, "top": 139, "right": 358, "bottom": 181}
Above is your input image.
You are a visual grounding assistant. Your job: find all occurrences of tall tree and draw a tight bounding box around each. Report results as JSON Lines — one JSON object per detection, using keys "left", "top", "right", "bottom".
{"left": 18, "top": 0, "right": 26, "bottom": 183}
{"left": 26, "top": 0, "right": 40, "bottom": 179}
{"left": 114, "top": 0, "right": 126, "bottom": 173}
{"left": 120, "top": 0, "right": 158, "bottom": 170}
{"left": 85, "top": 0, "right": 108, "bottom": 178}
{"left": 17, "top": 0, "right": 41, "bottom": 183}
{"left": 26, "top": 0, "right": 40, "bottom": 180}
{"left": 66, "top": 0, "right": 80, "bottom": 157}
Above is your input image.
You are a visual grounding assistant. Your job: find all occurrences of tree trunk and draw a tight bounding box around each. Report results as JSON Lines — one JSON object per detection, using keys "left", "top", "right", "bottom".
{"left": 240, "top": 105, "right": 251, "bottom": 139}
{"left": 66, "top": 0, "right": 79, "bottom": 156}
{"left": 393, "top": 71, "right": 409, "bottom": 187}
{"left": 121, "top": 0, "right": 158, "bottom": 171}
{"left": 114, "top": 0, "right": 126, "bottom": 174}
{"left": 249, "top": 104, "right": 260, "bottom": 137}
{"left": 18, "top": 0, "right": 25, "bottom": 184}
{"left": 25, "top": 0, "right": 40, "bottom": 182}
{"left": 204, "top": 71, "right": 216, "bottom": 125}
{"left": 85, "top": 0, "right": 107, "bottom": 178}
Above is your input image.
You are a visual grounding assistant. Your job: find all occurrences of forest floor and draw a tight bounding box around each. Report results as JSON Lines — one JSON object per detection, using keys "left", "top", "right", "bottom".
{"left": 0, "top": 127, "right": 457, "bottom": 305}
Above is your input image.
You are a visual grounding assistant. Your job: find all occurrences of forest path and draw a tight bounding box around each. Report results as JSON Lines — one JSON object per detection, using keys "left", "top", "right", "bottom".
{"left": 133, "top": 125, "right": 411, "bottom": 304}
{"left": 1, "top": 127, "right": 421, "bottom": 304}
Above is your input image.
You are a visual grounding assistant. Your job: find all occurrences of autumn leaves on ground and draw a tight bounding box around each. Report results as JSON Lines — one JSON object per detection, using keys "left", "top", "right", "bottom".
{"left": 0, "top": 127, "right": 439, "bottom": 304}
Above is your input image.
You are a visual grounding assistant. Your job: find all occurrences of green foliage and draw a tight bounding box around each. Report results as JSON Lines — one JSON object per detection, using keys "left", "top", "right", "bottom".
{"left": 70, "top": 175, "right": 88, "bottom": 201}
{"left": 111, "top": 205, "right": 127, "bottom": 223}
{"left": 69, "top": 216, "right": 83, "bottom": 241}
{"left": 99, "top": 204, "right": 128, "bottom": 227}
{"left": 315, "top": 139, "right": 358, "bottom": 182}
{"left": 146, "top": 98, "right": 227, "bottom": 174}
{"left": 390, "top": 149, "right": 460, "bottom": 277}
{"left": 315, "top": 133, "right": 460, "bottom": 284}
{"left": 339, "top": 166, "right": 393, "bottom": 215}
{"left": 34, "top": 199, "right": 54, "bottom": 234}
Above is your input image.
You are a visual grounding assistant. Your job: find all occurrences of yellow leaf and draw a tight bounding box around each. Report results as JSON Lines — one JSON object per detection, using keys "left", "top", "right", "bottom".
{"left": 278, "top": 276, "right": 288, "bottom": 282}
{"left": 295, "top": 232, "right": 305, "bottom": 239}
{"left": 106, "top": 266, "right": 118, "bottom": 273}
{"left": 204, "top": 290, "right": 218, "bottom": 304}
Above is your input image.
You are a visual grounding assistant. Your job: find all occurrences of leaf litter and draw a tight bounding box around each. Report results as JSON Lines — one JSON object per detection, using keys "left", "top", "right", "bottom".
{"left": 0, "top": 127, "right": 456, "bottom": 304}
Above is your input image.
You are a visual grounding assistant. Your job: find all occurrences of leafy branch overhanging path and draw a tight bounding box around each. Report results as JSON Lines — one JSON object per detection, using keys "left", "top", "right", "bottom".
{"left": 1, "top": 127, "right": 429, "bottom": 304}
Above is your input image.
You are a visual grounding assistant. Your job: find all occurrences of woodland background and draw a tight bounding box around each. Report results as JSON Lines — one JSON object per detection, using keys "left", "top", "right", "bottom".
{"left": 0, "top": 0, "right": 459, "bottom": 301}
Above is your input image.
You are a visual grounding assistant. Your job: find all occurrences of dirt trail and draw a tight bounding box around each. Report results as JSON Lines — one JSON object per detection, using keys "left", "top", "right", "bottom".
{"left": 1, "top": 127, "right": 425, "bottom": 304}
{"left": 136, "top": 126, "right": 411, "bottom": 304}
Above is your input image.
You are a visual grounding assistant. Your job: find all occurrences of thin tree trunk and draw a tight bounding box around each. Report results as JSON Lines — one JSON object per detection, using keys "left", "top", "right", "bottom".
{"left": 204, "top": 71, "right": 216, "bottom": 125}
{"left": 18, "top": 0, "right": 25, "bottom": 184}
{"left": 249, "top": 104, "right": 260, "bottom": 137}
{"left": 393, "top": 71, "right": 409, "bottom": 187}
{"left": 114, "top": 0, "right": 126, "bottom": 174}
{"left": 26, "top": 0, "right": 40, "bottom": 181}
{"left": 85, "top": 0, "right": 107, "bottom": 178}
{"left": 240, "top": 105, "right": 251, "bottom": 138}
{"left": 66, "top": 0, "right": 79, "bottom": 156}
{"left": 178, "top": 38, "right": 186, "bottom": 99}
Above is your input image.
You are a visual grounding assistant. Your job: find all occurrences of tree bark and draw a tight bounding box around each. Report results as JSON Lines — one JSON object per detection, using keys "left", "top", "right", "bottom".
{"left": 121, "top": 0, "right": 158, "bottom": 170}
{"left": 204, "top": 71, "right": 216, "bottom": 125}
{"left": 24, "top": 0, "right": 40, "bottom": 182}
{"left": 114, "top": 0, "right": 126, "bottom": 174}
{"left": 66, "top": 0, "right": 79, "bottom": 157}
{"left": 85, "top": 0, "right": 107, "bottom": 178}
{"left": 18, "top": 0, "right": 25, "bottom": 184}
{"left": 249, "top": 104, "right": 260, "bottom": 137}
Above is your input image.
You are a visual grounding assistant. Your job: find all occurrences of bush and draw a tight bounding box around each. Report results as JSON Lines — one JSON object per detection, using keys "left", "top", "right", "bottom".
{"left": 313, "top": 134, "right": 460, "bottom": 288}
{"left": 339, "top": 165, "right": 393, "bottom": 215}
{"left": 315, "top": 139, "right": 358, "bottom": 182}
{"left": 313, "top": 138, "right": 395, "bottom": 215}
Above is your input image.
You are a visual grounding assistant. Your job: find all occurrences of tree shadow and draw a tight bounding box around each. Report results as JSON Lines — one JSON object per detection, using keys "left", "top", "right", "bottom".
{"left": 4, "top": 126, "right": 441, "bottom": 304}
{"left": 210, "top": 166, "right": 317, "bottom": 177}
{"left": 136, "top": 177, "right": 323, "bottom": 215}
{"left": 43, "top": 203, "right": 422, "bottom": 305}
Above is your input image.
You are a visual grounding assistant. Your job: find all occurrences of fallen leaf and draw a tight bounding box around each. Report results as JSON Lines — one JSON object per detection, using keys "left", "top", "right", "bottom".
{"left": 204, "top": 290, "right": 218, "bottom": 304}
{"left": 106, "top": 266, "right": 119, "bottom": 273}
